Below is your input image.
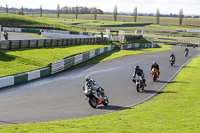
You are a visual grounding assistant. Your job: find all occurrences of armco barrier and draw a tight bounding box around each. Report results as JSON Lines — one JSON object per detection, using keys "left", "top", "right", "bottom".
{"left": 0, "top": 67, "right": 51, "bottom": 88}
{"left": 50, "top": 45, "right": 115, "bottom": 74}
{"left": 0, "top": 37, "right": 106, "bottom": 50}
{"left": 120, "top": 43, "right": 157, "bottom": 50}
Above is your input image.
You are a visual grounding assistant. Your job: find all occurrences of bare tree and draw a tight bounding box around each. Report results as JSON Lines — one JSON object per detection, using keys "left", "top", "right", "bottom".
{"left": 133, "top": 7, "right": 137, "bottom": 22}
{"left": 75, "top": 6, "right": 79, "bottom": 19}
{"left": 113, "top": 5, "right": 118, "bottom": 21}
{"left": 179, "top": 8, "right": 184, "bottom": 25}
{"left": 5, "top": 4, "right": 8, "bottom": 13}
{"left": 57, "top": 4, "right": 60, "bottom": 18}
{"left": 40, "top": 5, "right": 43, "bottom": 17}
{"left": 21, "top": 6, "right": 24, "bottom": 15}
{"left": 94, "top": 7, "right": 97, "bottom": 20}
{"left": 156, "top": 8, "right": 160, "bottom": 24}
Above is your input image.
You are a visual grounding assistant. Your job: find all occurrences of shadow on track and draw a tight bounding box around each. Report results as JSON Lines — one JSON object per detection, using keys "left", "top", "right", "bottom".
{"left": 97, "top": 105, "right": 129, "bottom": 110}
{"left": 0, "top": 121, "right": 18, "bottom": 125}
{"left": 142, "top": 90, "right": 177, "bottom": 94}
{"left": 156, "top": 80, "right": 189, "bottom": 84}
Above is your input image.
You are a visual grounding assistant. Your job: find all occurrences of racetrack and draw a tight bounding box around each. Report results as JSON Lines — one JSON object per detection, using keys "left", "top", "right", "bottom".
{"left": 1, "top": 32, "right": 95, "bottom": 40}
{"left": 0, "top": 46, "right": 199, "bottom": 125}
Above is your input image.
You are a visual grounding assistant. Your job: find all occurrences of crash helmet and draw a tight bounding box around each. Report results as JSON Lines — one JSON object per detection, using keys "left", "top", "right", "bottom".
{"left": 85, "top": 75, "right": 91, "bottom": 82}
{"left": 153, "top": 61, "right": 157, "bottom": 65}
{"left": 135, "top": 65, "right": 140, "bottom": 70}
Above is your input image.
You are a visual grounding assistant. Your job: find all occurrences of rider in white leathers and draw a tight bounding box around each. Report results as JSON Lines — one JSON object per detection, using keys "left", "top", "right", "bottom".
{"left": 84, "top": 75, "right": 104, "bottom": 100}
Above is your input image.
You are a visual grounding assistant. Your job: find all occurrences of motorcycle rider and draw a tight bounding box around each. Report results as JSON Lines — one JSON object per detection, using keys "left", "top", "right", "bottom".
{"left": 169, "top": 52, "right": 176, "bottom": 63}
{"left": 132, "top": 66, "right": 147, "bottom": 86}
{"left": 151, "top": 61, "right": 160, "bottom": 78}
{"left": 184, "top": 48, "right": 189, "bottom": 55}
{"left": 84, "top": 75, "right": 104, "bottom": 100}
{"left": 3, "top": 31, "right": 8, "bottom": 40}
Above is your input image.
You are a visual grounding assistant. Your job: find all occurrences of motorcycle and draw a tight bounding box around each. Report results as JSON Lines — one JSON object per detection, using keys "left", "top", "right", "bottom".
{"left": 3, "top": 35, "right": 8, "bottom": 40}
{"left": 184, "top": 51, "right": 188, "bottom": 57}
{"left": 135, "top": 74, "right": 145, "bottom": 92}
{"left": 151, "top": 68, "right": 159, "bottom": 82}
{"left": 169, "top": 57, "right": 175, "bottom": 66}
{"left": 83, "top": 85, "right": 109, "bottom": 108}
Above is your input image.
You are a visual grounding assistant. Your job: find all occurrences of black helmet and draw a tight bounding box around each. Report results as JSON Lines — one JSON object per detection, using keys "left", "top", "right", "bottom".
{"left": 135, "top": 65, "right": 140, "bottom": 70}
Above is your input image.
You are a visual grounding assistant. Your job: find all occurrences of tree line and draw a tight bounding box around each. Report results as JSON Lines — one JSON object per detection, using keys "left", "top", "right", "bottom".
{"left": 1, "top": 4, "right": 185, "bottom": 25}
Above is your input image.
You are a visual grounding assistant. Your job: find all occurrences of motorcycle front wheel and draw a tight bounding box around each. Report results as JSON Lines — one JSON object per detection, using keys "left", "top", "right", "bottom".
{"left": 136, "top": 84, "right": 140, "bottom": 92}
{"left": 153, "top": 74, "right": 157, "bottom": 82}
{"left": 102, "top": 95, "right": 109, "bottom": 106}
{"left": 88, "top": 96, "right": 97, "bottom": 108}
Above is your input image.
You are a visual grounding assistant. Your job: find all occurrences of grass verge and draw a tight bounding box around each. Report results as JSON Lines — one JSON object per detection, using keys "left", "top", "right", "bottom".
{"left": 0, "top": 44, "right": 107, "bottom": 77}
{"left": 0, "top": 47, "right": 199, "bottom": 132}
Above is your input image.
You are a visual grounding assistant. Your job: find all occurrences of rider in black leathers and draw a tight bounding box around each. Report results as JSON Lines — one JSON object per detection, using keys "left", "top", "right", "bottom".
{"left": 132, "top": 66, "right": 146, "bottom": 86}
{"left": 151, "top": 61, "right": 160, "bottom": 77}
{"left": 85, "top": 75, "right": 104, "bottom": 100}
{"left": 184, "top": 48, "right": 189, "bottom": 54}
{"left": 169, "top": 52, "right": 176, "bottom": 63}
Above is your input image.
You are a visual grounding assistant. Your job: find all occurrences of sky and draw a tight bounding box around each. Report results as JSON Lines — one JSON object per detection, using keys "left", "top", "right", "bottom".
{"left": 1, "top": 0, "right": 200, "bottom": 15}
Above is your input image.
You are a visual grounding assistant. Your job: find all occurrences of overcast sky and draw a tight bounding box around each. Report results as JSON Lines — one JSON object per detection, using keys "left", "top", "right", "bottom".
{"left": 1, "top": 0, "right": 200, "bottom": 15}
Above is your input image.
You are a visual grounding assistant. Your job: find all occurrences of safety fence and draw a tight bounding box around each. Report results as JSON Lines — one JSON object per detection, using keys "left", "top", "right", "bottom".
{"left": 120, "top": 43, "right": 157, "bottom": 50}
{"left": 0, "top": 43, "right": 157, "bottom": 88}
{"left": 51, "top": 45, "right": 115, "bottom": 74}
{"left": 0, "top": 37, "right": 106, "bottom": 50}
{"left": 0, "top": 67, "right": 50, "bottom": 88}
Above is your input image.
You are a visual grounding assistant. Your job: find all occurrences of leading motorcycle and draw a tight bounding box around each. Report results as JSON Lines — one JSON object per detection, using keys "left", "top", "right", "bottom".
{"left": 83, "top": 86, "right": 109, "bottom": 108}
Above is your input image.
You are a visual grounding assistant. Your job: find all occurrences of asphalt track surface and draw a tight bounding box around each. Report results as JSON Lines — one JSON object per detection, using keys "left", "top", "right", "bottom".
{"left": 0, "top": 46, "right": 199, "bottom": 125}
{"left": 1, "top": 32, "right": 95, "bottom": 40}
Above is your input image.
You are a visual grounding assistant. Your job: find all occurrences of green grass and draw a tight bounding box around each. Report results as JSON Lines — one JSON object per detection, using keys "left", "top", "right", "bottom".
{"left": 1, "top": 46, "right": 200, "bottom": 132}
{"left": 0, "top": 44, "right": 108, "bottom": 77}
{"left": 144, "top": 33, "right": 200, "bottom": 41}
{"left": 27, "top": 14, "right": 200, "bottom": 26}
{"left": 25, "top": 14, "right": 200, "bottom": 32}
{"left": 0, "top": 13, "right": 78, "bottom": 31}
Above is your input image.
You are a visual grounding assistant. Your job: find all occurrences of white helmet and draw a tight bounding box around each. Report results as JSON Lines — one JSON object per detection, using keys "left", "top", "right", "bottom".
{"left": 85, "top": 75, "right": 91, "bottom": 82}
{"left": 153, "top": 61, "right": 157, "bottom": 64}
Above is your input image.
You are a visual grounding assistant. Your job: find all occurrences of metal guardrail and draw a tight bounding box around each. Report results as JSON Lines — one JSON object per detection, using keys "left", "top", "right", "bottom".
{"left": 50, "top": 45, "right": 115, "bottom": 74}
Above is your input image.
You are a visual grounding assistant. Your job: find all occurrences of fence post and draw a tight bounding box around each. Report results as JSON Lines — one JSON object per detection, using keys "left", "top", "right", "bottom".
{"left": 9, "top": 41, "right": 12, "bottom": 50}
{"left": 19, "top": 40, "right": 22, "bottom": 49}
{"left": 28, "top": 40, "right": 31, "bottom": 48}
{"left": 36, "top": 40, "right": 39, "bottom": 48}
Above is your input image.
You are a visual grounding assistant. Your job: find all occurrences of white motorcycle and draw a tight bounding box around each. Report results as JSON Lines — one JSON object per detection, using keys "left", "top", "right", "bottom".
{"left": 135, "top": 74, "right": 145, "bottom": 92}
{"left": 169, "top": 57, "right": 175, "bottom": 66}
